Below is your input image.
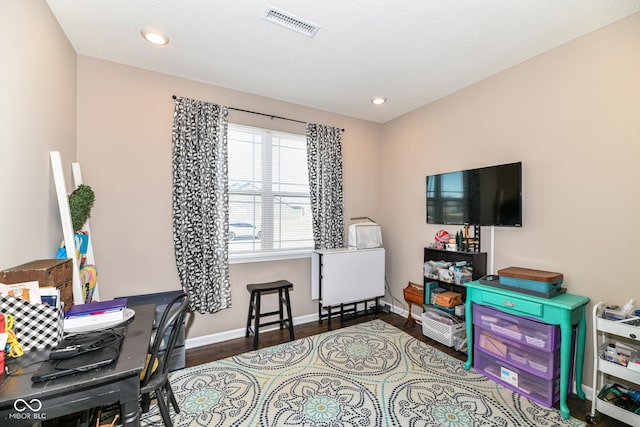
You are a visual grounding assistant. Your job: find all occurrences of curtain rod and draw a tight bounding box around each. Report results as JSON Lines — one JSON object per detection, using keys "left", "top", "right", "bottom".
{"left": 172, "top": 95, "right": 345, "bottom": 132}
{"left": 229, "top": 106, "right": 306, "bottom": 125}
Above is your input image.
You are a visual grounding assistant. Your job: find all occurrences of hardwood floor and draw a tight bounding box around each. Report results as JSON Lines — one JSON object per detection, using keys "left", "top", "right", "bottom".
{"left": 186, "top": 311, "right": 627, "bottom": 426}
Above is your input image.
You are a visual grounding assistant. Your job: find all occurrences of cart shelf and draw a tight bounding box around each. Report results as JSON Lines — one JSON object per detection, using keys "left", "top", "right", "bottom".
{"left": 587, "top": 302, "right": 640, "bottom": 424}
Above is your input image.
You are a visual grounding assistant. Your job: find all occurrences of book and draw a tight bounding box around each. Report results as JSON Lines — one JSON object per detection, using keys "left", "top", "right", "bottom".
{"left": 65, "top": 298, "right": 128, "bottom": 318}
{"left": 39, "top": 287, "right": 61, "bottom": 309}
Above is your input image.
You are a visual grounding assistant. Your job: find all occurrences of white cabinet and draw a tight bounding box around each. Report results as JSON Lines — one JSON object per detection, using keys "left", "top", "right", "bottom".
{"left": 587, "top": 302, "right": 640, "bottom": 425}
{"left": 311, "top": 248, "right": 385, "bottom": 307}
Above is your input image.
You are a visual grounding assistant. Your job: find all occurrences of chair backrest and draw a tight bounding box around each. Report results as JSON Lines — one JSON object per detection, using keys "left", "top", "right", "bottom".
{"left": 140, "top": 292, "right": 189, "bottom": 388}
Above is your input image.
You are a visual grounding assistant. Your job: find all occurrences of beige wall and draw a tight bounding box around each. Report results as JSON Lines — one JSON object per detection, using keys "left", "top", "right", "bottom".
{"left": 4, "top": 1, "right": 640, "bottom": 389}
{"left": 0, "top": 0, "right": 77, "bottom": 267}
{"left": 379, "top": 13, "right": 640, "bottom": 384}
{"left": 75, "top": 56, "right": 382, "bottom": 339}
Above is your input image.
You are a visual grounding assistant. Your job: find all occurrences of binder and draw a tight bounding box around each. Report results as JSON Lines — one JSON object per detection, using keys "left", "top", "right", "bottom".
{"left": 64, "top": 298, "right": 128, "bottom": 329}
{"left": 65, "top": 298, "right": 128, "bottom": 317}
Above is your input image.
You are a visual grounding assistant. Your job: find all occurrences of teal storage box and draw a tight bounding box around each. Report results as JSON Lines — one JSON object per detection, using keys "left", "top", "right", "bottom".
{"left": 498, "top": 267, "right": 563, "bottom": 293}
{"left": 424, "top": 281, "right": 439, "bottom": 305}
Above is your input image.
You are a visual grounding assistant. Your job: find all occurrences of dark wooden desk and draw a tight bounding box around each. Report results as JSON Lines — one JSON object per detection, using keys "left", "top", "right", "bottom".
{"left": 0, "top": 304, "right": 155, "bottom": 427}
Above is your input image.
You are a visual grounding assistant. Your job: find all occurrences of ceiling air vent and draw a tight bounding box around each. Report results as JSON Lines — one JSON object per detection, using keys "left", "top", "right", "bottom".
{"left": 263, "top": 7, "right": 320, "bottom": 38}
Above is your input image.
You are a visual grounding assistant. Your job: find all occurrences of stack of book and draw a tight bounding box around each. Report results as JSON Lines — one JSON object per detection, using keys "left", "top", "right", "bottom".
{"left": 63, "top": 298, "right": 128, "bottom": 330}
{"left": 0, "top": 281, "right": 61, "bottom": 308}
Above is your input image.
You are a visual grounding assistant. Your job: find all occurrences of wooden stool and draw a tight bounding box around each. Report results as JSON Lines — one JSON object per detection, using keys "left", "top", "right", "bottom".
{"left": 245, "top": 280, "right": 295, "bottom": 350}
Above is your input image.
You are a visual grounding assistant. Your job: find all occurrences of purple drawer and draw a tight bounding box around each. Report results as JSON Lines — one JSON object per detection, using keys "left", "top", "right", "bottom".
{"left": 474, "top": 350, "right": 559, "bottom": 408}
{"left": 475, "top": 326, "right": 560, "bottom": 379}
{"left": 473, "top": 304, "right": 560, "bottom": 352}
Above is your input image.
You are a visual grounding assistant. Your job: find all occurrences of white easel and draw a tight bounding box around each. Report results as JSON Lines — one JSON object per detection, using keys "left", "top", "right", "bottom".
{"left": 50, "top": 151, "right": 101, "bottom": 304}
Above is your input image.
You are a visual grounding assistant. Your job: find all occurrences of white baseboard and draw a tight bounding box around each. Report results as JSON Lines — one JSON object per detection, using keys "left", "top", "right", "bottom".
{"left": 185, "top": 312, "right": 317, "bottom": 349}
{"left": 385, "top": 299, "right": 417, "bottom": 321}
{"left": 185, "top": 300, "right": 396, "bottom": 349}
{"left": 581, "top": 384, "right": 593, "bottom": 401}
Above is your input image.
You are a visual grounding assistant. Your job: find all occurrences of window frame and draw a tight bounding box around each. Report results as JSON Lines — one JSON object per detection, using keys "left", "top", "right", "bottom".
{"left": 227, "top": 122, "right": 314, "bottom": 262}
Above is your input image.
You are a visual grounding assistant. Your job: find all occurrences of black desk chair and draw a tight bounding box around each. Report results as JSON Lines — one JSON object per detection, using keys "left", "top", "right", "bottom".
{"left": 140, "top": 292, "right": 189, "bottom": 427}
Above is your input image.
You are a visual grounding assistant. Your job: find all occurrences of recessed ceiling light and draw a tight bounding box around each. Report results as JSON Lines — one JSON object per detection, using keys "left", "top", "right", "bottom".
{"left": 371, "top": 97, "right": 387, "bottom": 105}
{"left": 141, "top": 29, "right": 169, "bottom": 46}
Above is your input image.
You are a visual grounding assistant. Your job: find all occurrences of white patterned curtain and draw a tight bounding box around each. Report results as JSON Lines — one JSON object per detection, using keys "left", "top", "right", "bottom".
{"left": 172, "top": 97, "right": 231, "bottom": 314}
{"left": 306, "top": 124, "right": 345, "bottom": 249}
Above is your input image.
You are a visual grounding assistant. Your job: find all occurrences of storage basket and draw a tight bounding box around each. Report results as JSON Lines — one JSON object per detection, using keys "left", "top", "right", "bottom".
{"left": 421, "top": 310, "right": 465, "bottom": 347}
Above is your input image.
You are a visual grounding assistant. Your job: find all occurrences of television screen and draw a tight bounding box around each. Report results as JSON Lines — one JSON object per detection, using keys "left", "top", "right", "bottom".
{"left": 426, "top": 162, "right": 522, "bottom": 227}
{"left": 426, "top": 170, "right": 477, "bottom": 225}
{"left": 476, "top": 162, "right": 522, "bottom": 226}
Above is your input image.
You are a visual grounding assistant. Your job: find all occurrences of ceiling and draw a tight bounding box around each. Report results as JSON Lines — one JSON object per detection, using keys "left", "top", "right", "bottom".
{"left": 45, "top": 0, "right": 640, "bottom": 123}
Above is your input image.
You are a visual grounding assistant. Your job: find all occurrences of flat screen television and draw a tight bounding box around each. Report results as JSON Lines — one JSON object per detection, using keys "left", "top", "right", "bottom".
{"left": 426, "top": 162, "right": 522, "bottom": 227}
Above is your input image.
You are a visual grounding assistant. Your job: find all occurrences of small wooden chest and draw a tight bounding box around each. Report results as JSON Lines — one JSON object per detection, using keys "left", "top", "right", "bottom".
{"left": 0, "top": 259, "right": 73, "bottom": 310}
{"left": 497, "top": 267, "right": 563, "bottom": 293}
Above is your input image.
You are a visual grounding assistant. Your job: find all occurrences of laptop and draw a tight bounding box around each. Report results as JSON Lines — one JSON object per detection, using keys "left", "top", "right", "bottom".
{"left": 31, "top": 328, "right": 125, "bottom": 383}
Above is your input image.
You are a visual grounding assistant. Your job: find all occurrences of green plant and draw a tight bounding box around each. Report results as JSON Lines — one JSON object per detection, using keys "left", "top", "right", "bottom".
{"left": 69, "top": 184, "right": 95, "bottom": 231}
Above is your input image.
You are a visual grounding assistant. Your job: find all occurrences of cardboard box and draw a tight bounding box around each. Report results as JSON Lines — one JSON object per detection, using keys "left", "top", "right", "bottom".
{"left": 1, "top": 259, "right": 73, "bottom": 311}
{"left": 435, "top": 291, "right": 463, "bottom": 308}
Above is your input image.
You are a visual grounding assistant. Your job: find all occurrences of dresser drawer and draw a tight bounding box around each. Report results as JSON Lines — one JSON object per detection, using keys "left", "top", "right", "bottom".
{"left": 474, "top": 350, "right": 560, "bottom": 408}
{"left": 475, "top": 325, "right": 559, "bottom": 379}
{"left": 55, "top": 279, "right": 72, "bottom": 308}
{"left": 479, "top": 290, "right": 543, "bottom": 317}
{"left": 52, "top": 261, "right": 71, "bottom": 286}
{"left": 473, "top": 304, "right": 559, "bottom": 352}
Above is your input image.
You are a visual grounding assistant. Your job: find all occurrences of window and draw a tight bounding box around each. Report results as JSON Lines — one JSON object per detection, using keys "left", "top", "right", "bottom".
{"left": 227, "top": 123, "right": 313, "bottom": 259}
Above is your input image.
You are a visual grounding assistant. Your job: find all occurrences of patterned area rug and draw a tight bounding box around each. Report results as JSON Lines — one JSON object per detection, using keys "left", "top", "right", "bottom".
{"left": 140, "top": 319, "right": 585, "bottom": 426}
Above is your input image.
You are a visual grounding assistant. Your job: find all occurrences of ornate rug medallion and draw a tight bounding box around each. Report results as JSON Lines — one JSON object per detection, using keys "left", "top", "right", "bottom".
{"left": 140, "top": 319, "right": 585, "bottom": 427}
